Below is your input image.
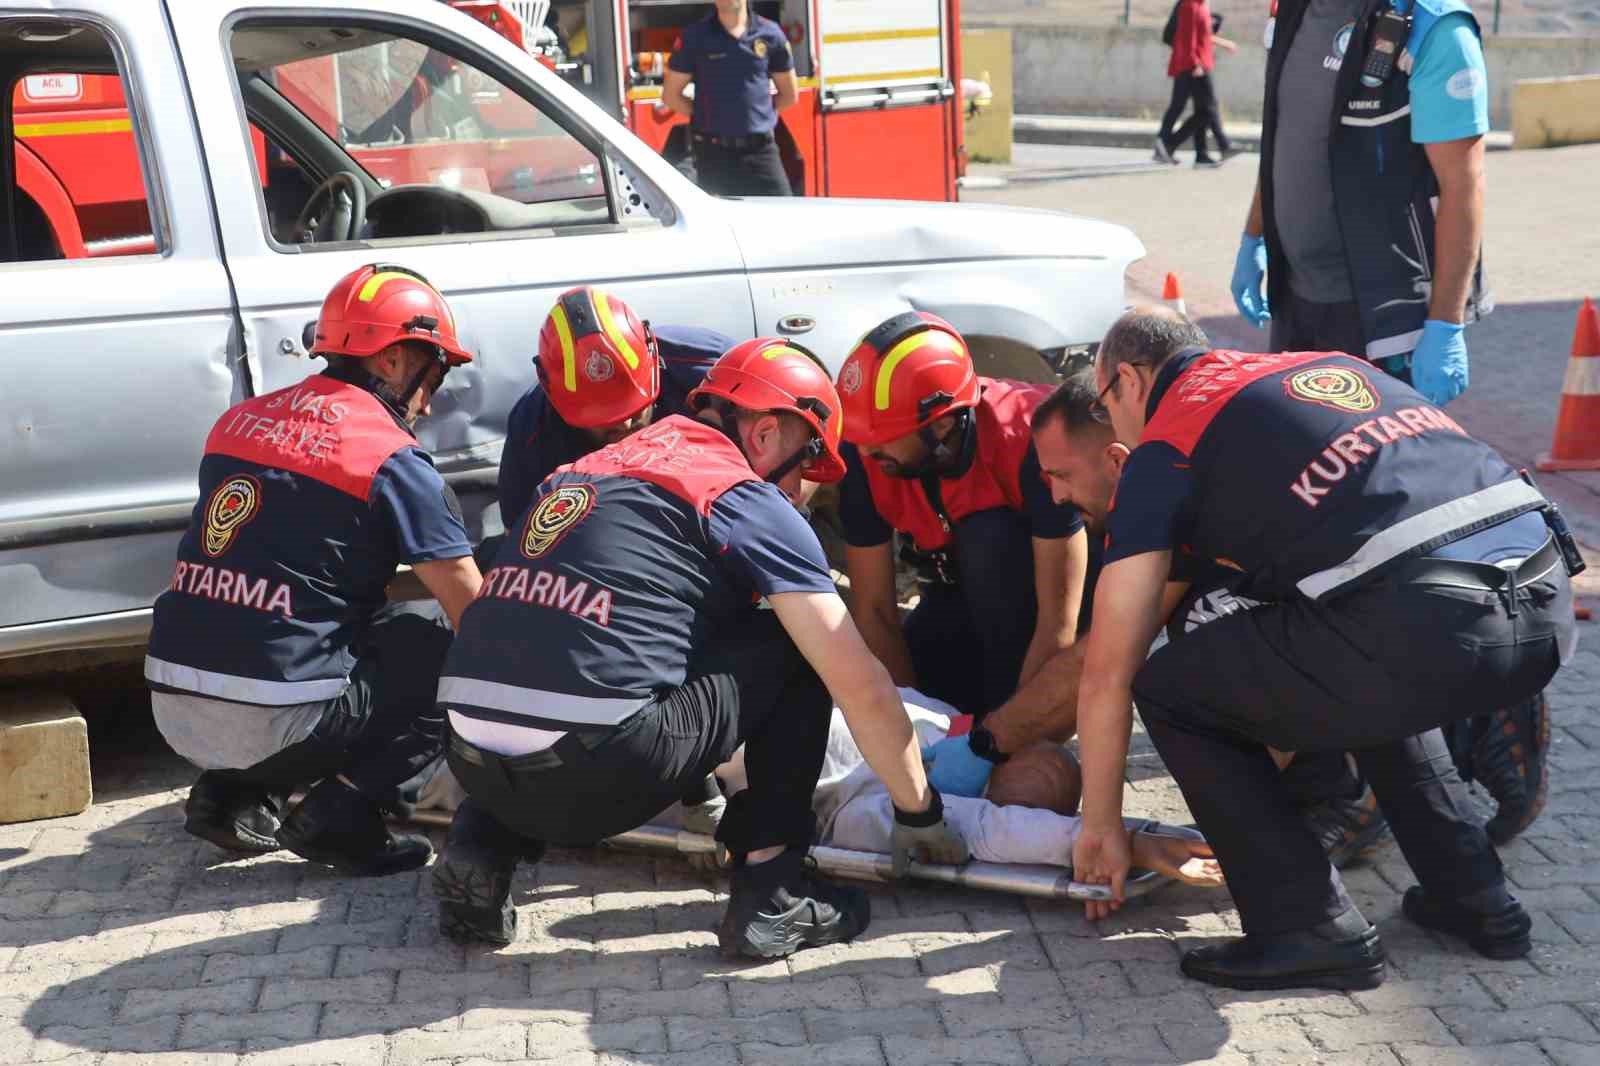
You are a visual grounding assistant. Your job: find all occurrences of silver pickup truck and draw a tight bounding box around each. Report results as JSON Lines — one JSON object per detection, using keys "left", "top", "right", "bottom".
{"left": 0, "top": 0, "right": 1143, "bottom": 674}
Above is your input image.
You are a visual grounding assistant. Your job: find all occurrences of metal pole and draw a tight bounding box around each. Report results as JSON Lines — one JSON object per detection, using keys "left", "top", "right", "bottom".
{"left": 1493, "top": 0, "right": 1502, "bottom": 34}
{"left": 1123, "top": 0, "right": 1132, "bottom": 25}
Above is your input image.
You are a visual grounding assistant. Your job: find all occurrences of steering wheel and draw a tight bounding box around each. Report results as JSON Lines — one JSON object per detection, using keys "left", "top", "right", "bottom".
{"left": 294, "top": 171, "right": 368, "bottom": 244}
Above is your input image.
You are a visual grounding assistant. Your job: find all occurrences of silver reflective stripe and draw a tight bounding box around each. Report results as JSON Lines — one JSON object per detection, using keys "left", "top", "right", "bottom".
{"left": 143, "top": 656, "right": 349, "bottom": 705}
{"left": 436, "top": 676, "right": 650, "bottom": 726}
{"left": 1296, "top": 479, "right": 1547, "bottom": 601}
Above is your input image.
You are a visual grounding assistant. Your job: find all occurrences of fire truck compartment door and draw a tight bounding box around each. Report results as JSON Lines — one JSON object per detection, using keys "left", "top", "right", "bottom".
{"left": 817, "top": 0, "right": 954, "bottom": 200}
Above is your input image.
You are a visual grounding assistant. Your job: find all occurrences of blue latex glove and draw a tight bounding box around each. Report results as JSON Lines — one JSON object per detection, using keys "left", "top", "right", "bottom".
{"left": 1230, "top": 233, "right": 1271, "bottom": 328}
{"left": 1411, "top": 319, "right": 1469, "bottom": 406}
{"left": 920, "top": 735, "right": 994, "bottom": 798}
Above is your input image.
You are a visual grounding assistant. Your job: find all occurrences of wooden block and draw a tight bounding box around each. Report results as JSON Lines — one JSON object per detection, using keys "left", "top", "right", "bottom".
{"left": 0, "top": 690, "right": 92, "bottom": 823}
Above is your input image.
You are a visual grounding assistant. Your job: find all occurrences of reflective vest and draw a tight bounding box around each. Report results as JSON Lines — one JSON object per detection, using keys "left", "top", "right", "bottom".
{"left": 146, "top": 375, "right": 420, "bottom": 704}
{"left": 440, "top": 416, "right": 764, "bottom": 731}
{"left": 859, "top": 378, "right": 1049, "bottom": 551}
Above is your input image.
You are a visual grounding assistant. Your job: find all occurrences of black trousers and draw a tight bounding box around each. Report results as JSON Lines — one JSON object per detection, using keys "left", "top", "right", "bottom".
{"left": 448, "top": 613, "right": 831, "bottom": 856}
{"left": 1270, "top": 290, "right": 1370, "bottom": 362}
{"left": 692, "top": 137, "right": 792, "bottom": 197}
{"left": 1162, "top": 73, "right": 1229, "bottom": 157}
{"left": 904, "top": 508, "right": 1038, "bottom": 717}
{"left": 199, "top": 601, "right": 454, "bottom": 816}
{"left": 1135, "top": 560, "right": 1571, "bottom": 936}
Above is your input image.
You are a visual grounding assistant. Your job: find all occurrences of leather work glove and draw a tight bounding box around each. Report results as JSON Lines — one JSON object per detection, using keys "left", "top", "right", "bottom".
{"left": 1230, "top": 232, "right": 1272, "bottom": 328}
{"left": 921, "top": 734, "right": 994, "bottom": 798}
{"left": 1411, "top": 319, "right": 1470, "bottom": 406}
{"left": 891, "top": 788, "right": 971, "bottom": 876}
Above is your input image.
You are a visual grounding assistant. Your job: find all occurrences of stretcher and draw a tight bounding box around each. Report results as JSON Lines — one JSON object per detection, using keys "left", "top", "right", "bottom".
{"left": 408, "top": 809, "right": 1199, "bottom": 903}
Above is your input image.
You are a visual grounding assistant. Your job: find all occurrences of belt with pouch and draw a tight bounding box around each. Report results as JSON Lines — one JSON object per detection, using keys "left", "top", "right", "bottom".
{"left": 448, "top": 725, "right": 610, "bottom": 776}
{"left": 692, "top": 130, "right": 773, "bottom": 150}
{"left": 1393, "top": 535, "right": 1562, "bottom": 619}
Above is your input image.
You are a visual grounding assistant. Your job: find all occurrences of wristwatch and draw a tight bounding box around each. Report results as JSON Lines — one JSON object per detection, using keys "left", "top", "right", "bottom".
{"left": 968, "top": 723, "right": 1010, "bottom": 764}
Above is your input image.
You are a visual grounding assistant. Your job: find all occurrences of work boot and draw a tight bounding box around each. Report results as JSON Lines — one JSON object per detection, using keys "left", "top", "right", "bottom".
{"left": 1403, "top": 884, "right": 1532, "bottom": 960}
{"left": 432, "top": 800, "right": 540, "bottom": 946}
{"left": 1455, "top": 694, "right": 1551, "bottom": 845}
{"left": 276, "top": 778, "right": 432, "bottom": 877}
{"left": 1303, "top": 782, "right": 1391, "bottom": 869}
{"left": 1180, "top": 907, "right": 1386, "bottom": 991}
{"left": 718, "top": 847, "right": 871, "bottom": 960}
{"left": 184, "top": 773, "right": 282, "bottom": 856}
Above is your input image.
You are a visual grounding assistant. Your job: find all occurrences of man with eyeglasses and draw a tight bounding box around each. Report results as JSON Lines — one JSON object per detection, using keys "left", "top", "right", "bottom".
{"left": 146, "top": 264, "right": 483, "bottom": 877}
{"left": 1068, "top": 305, "right": 1575, "bottom": 990}
{"left": 431, "top": 338, "right": 969, "bottom": 956}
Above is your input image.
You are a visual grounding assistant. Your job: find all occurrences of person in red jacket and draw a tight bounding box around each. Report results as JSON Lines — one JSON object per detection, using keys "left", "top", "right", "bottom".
{"left": 1156, "top": 0, "right": 1240, "bottom": 168}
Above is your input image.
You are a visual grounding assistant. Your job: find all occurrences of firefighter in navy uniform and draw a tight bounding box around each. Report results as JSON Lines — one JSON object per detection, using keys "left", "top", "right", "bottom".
{"left": 1071, "top": 307, "right": 1577, "bottom": 989}
{"left": 496, "top": 286, "right": 731, "bottom": 525}
{"left": 145, "top": 264, "right": 482, "bottom": 876}
{"left": 662, "top": 0, "right": 799, "bottom": 196}
{"left": 834, "top": 313, "right": 1090, "bottom": 799}
{"left": 431, "top": 339, "right": 969, "bottom": 954}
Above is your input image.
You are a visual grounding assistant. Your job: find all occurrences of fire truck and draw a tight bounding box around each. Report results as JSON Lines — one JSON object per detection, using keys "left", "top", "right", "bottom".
{"left": 12, "top": 0, "right": 965, "bottom": 259}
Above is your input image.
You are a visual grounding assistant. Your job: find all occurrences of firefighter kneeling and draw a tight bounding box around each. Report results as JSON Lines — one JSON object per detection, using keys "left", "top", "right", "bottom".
{"left": 433, "top": 339, "right": 969, "bottom": 955}
{"left": 146, "top": 264, "right": 483, "bottom": 876}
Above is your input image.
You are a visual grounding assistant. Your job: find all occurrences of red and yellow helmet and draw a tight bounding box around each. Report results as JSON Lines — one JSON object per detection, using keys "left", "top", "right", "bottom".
{"left": 311, "top": 263, "right": 473, "bottom": 365}
{"left": 836, "top": 312, "right": 976, "bottom": 447}
{"left": 688, "top": 338, "right": 847, "bottom": 483}
{"left": 536, "top": 287, "right": 661, "bottom": 428}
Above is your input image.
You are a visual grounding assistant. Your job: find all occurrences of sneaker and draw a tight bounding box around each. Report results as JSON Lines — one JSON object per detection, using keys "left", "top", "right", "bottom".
{"left": 184, "top": 774, "right": 282, "bottom": 856}
{"left": 1194, "top": 156, "right": 1223, "bottom": 169}
{"left": 276, "top": 779, "right": 433, "bottom": 877}
{"left": 1220, "top": 145, "right": 1249, "bottom": 163}
{"left": 1304, "top": 783, "right": 1391, "bottom": 869}
{"left": 1152, "top": 137, "right": 1177, "bottom": 165}
{"left": 1467, "top": 694, "right": 1551, "bottom": 845}
{"left": 433, "top": 801, "right": 537, "bottom": 945}
{"left": 1402, "top": 884, "right": 1532, "bottom": 959}
{"left": 717, "top": 847, "right": 871, "bottom": 959}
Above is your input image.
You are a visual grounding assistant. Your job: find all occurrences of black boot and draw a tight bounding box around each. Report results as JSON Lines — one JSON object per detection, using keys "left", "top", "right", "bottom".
{"left": 184, "top": 772, "right": 283, "bottom": 856}
{"left": 717, "top": 847, "right": 871, "bottom": 960}
{"left": 433, "top": 800, "right": 540, "bottom": 946}
{"left": 1403, "top": 884, "right": 1532, "bottom": 959}
{"left": 1180, "top": 907, "right": 1386, "bottom": 991}
{"left": 276, "top": 779, "right": 432, "bottom": 877}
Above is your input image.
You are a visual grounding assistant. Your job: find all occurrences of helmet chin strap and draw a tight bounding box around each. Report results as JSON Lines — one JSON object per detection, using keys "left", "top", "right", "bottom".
{"left": 695, "top": 397, "right": 820, "bottom": 486}
{"left": 884, "top": 407, "right": 976, "bottom": 480}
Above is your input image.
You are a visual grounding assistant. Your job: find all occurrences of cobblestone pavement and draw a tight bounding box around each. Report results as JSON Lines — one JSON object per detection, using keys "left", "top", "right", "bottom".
{"left": 0, "top": 633, "right": 1594, "bottom": 1066}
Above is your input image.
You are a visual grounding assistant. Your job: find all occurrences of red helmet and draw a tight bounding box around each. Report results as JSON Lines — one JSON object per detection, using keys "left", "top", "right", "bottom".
{"left": 837, "top": 312, "right": 977, "bottom": 447}
{"left": 311, "top": 263, "right": 473, "bottom": 365}
{"left": 688, "top": 338, "right": 847, "bottom": 483}
{"left": 536, "top": 287, "right": 661, "bottom": 428}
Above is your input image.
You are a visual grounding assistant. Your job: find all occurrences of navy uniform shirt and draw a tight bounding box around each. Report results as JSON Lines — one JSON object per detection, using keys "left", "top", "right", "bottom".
{"left": 440, "top": 416, "right": 837, "bottom": 731}
{"left": 497, "top": 326, "right": 728, "bottom": 525}
{"left": 1104, "top": 349, "right": 1539, "bottom": 602}
{"left": 668, "top": 12, "right": 793, "bottom": 136}
{"left": 146, "top": 375, "right": 471, "bottom": 705}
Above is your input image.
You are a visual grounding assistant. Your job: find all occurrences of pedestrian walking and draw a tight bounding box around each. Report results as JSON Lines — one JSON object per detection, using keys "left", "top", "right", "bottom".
{"left": 1156, "top": 0, "right": 1240, "bottom": 167}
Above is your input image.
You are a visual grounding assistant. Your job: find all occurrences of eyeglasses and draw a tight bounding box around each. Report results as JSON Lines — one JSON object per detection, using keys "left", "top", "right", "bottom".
{"left": 1091, "top": 361, "right": 1148, "bottom": 418}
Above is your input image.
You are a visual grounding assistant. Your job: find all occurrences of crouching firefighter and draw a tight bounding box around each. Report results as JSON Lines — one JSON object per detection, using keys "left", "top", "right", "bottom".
{"left": 834, "top": 313, "right": 1090, "bottom": 797}
{"left": 145, "top": 264, "right": 483, "bottom": 876}
{"left": 432, "top": 339, "right": 970, "bottom": 955}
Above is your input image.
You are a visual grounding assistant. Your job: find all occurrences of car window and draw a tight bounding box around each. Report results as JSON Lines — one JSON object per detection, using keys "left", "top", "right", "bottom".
{"left": 6, "top": 39, "right": 161, "bottom": 262}
{"left": 231, "top": 23, "right": 611, "bottom": 249}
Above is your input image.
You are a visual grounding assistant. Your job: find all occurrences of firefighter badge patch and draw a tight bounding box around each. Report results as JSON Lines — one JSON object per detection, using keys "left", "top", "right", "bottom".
{"left": 521, "top": 484, "right": 597, "bottom": 559}
{"left": 839, "top": 361, "right": 863, "bottom": 396}
{"left": 1285, "top": 365, "right": 1378, "bottom": 414}
{"left": 202, "top": 475, "right": 262, "bottom": 557}
{"left": 585, "top": 351, "right": 615, "bottom": 383}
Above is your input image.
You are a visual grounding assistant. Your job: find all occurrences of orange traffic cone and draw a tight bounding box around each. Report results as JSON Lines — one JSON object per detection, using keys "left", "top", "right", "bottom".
{"left": 1538, "top": 297, "right": 1600, "bottom": 471}
{"left": 1163, "top": 273, "right": 1187, "bottom": 318}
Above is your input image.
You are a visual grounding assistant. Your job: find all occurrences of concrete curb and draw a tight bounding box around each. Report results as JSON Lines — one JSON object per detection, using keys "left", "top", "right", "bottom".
{"left": 1013, "top": 114, "right": 1513, "bottom": 152}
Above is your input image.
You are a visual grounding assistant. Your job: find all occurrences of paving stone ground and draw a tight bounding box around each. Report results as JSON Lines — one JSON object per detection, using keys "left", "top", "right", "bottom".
{"left": 1, "top": 637, "right": 1596, "bottom": 1066}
